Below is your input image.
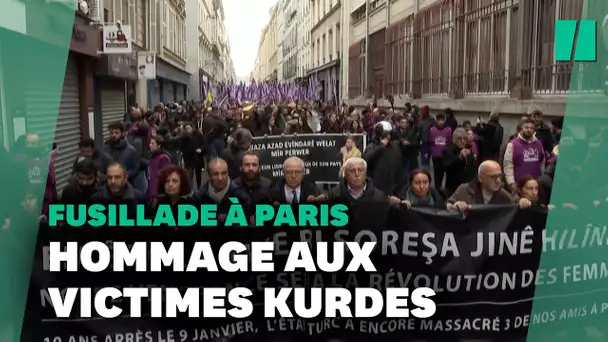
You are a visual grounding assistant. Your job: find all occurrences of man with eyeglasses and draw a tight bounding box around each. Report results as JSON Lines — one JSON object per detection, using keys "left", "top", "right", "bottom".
{"left": 446, "top": 160, "right": 530, "bottom": 213}
{"left": 270, "top": 156, "right": 319, "bottom": 205}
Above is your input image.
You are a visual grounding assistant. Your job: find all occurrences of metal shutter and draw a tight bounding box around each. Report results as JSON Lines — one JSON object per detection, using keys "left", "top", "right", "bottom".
{"left": 163, "top": 81, "right": 174, "bottom": 103}
{"left": 26, "top": 57, "right": 81, "bottom": 190}
{"left": 100, "top": 80, "right": 126, "bottom": 142}
{"left": 150, "top": 82, "right": 161, "bottom": 106}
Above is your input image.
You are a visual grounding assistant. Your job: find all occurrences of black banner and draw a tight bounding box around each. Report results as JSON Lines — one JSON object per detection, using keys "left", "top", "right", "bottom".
{"left": 23, "top": 203, "right": 570, "bottom": 342}
{"left": 251, "top": 133, "right": 366, "bottom": 183}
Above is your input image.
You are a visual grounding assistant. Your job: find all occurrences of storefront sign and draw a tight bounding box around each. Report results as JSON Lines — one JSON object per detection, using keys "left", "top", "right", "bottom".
{"left": 137, "top": 51, "right": 156, "bottom": 79}
{"left": 70, "top": 18, "right": 100, "bottom": 57}
{"left": 102, "top": 24, "right": 132, "bottom": 54}
{"left": 96, "top": 54, "right": 137, "bottom": 80}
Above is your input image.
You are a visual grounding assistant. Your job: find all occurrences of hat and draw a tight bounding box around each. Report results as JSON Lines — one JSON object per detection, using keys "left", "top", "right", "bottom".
{"left": 241, "top": 101, "right": 254, "bottom": 112}
{"left": 288, "top": 101, "right": 297, "bottom": 109}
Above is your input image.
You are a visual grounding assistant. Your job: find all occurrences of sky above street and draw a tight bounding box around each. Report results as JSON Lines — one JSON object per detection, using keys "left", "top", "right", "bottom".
{"left": 224, "top": 0, "right": 277, "bottom": 78}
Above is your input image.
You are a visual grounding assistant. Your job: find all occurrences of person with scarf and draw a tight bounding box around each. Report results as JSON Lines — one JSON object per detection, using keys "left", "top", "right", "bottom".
{"left": 193, "top": 159, "right": 249, "bottom": 221}
{"left": 389, "top": 168, "right": 445, "bottom": 209}
{"left": 146, "top": 135, "right": 172, "bottom": 201}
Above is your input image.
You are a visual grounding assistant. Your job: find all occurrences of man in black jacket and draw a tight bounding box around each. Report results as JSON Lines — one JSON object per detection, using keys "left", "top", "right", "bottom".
{"left": 233, "top": 152, "right": 272, "bottom": 208}
{"left": 442, "top": 128, "right": 478, "bottom": 196}
{"left": 363, "top": 123, "right": 404, "bottom": 194}
{"left": 318, "top": 157, "right": 387, "bottom": 204}
{"left": 194, "top": 158, "right": 250, "bottom": 220}
{"left": 474, "top": 112, "right": 503, "bottom": 162}
{"left": 396, "top": 115, "right": 420, "bottom": 181}
{"left": 62, "top": 158, "right": 98, "bottom": 204}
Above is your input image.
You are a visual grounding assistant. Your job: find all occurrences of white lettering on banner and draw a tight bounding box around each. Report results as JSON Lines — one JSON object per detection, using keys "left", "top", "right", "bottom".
{"left": 253, "top": 139, "right": 335, "bottom": 152}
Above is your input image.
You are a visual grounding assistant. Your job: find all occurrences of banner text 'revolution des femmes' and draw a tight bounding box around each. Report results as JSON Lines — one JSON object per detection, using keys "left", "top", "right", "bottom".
{"left": 46, "top": 203, "right": 349, "bottom": 227}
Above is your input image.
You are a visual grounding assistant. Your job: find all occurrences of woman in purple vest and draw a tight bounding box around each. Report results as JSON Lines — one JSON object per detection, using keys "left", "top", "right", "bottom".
{"left": 428, "top": 113, "right": 452, "bottom": 190}
{"left": 146, "top": 135, "right": 173, "bottom": 200}
{"left": 503, "top": 118, "right": 545, "bottom": 194}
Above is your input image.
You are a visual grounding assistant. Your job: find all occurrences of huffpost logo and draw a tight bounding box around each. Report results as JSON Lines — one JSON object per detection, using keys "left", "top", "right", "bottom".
{"left": 555, "top": 20, "right": 597, "bottom": 62}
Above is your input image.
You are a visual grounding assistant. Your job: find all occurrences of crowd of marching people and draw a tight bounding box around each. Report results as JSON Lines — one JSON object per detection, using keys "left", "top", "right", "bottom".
{"left": 0, "top": 95, "right": 572, "bottom": 226}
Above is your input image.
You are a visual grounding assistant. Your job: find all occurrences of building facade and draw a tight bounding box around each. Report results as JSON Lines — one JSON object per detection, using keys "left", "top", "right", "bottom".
{"left": 252, "top": 5, "right": 279, "bottom": 82}
{"left": 276, "top": 0, "right": 286, "bottom": 81}
{"left": 281, "top": 0, "right": 298, "bottom": 82}
{"left": 296, "top": 0, "right": 312, "bottom": 82}
{"left": 2, "top": 0, "right": 102, "bottom": 188}
{"left": 343, "top": 0, "right": 608, "bottom": 133}
{"left": 185, "top": 0, "right": 201, "bottom": 100}
{"left": 310, "top": 0, "right": 342, "bottom": 102}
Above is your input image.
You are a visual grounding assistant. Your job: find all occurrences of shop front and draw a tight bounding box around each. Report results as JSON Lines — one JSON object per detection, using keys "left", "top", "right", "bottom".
{"left": 199, "top": 68, "right": 210, "bottom": 99}
{"left": 156, "top": 58, "right": 190, "bottom": 103}
{"left": 307, "top": 59, "right": 340, "bottom": 103}
{"left": 23, "top": 8, "right": 100, "bottom": 189}
{"left": 94, "top": 54, "right": 137, "bottom": 142}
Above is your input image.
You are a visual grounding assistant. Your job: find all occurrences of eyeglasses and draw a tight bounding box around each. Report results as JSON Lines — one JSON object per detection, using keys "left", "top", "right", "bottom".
{"left": 482, "top": 173, "right": 503, "bottom": 180}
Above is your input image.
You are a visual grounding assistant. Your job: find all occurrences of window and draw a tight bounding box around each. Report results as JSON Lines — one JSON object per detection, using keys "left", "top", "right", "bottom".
{"left": 135, "top": 0, "right": 145, "bottom": 47}
{"left": 168, "top": 8, "right": 174, "bottom": 50}
{"left": 322, "top": 34, "right": 326, "bottom": 63}
{"left": 162, "top": 0, "right": 168, "bottom": 47}
{"left": 351, "top": 5, "right": 365, "bottom": 22}
{"left": 328, "top": 29, "right": 333, "bottom": 59}
{"left": 336, "top": 23, "right": 340, "bottom": 55}
{"left": 122, "top": 0, "right": 129, "bottom": 25}
{"left": 316, "top": 38, "right": 320, "bottom": 66}
{"left": 150, "top": 0, "right": 157, "bottom": 52}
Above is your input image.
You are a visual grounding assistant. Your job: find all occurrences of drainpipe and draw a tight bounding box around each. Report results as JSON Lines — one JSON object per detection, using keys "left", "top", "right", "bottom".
{"left": 364, "top": 0, "right": 370, "bottom": 97}
{"left": 386, "top": 0, "right": 390, "bottom": 27}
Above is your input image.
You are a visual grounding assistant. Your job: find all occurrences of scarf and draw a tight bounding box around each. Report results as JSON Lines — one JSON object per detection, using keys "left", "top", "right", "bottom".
{"left": 405, "top": 188, "right": 435, "bottom": 207}
{"left": 208, "top": 181, "right": 230, "bottom": 204}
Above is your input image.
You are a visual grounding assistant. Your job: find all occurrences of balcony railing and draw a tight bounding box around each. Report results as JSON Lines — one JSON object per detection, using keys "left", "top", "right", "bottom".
{"left": 350, "top": 0, "right": 607, "bottom": 100}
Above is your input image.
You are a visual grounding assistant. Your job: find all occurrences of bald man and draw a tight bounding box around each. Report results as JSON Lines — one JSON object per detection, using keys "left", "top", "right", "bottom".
{"left": 446, "top": 160, "right": 513, "bottom": 212}
{"left": 194, "top": 158, "right": 249, "bottom": 217}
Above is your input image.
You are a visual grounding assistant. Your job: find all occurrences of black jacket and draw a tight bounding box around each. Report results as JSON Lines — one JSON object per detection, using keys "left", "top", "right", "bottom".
{"left": 60, "top": 182, "right": 97, "bottom": 204}
{"left": 220, "top": 142, "right": 248, "bottom": 180}
{"left": 363, "top": 140, "right": 404, "bottom": 194}
{"left": 269, "top": 177, "right": 320, "bottom": 204}
{"left": 91, "top": 183, "right": 146, "bottom": 206}
{"left": 474, "top": 119, "right": 503, "bottom": 161}
{"left": 442, "top": 143, "right": 478, "bottom": 196}
{"left": 394, "top": 186, "right": 445, "bottom": 209}
{"left": 179, "top": 131, "right": 205, "bottom": 164}
{"left": 233, "top": 176, "right": 273, "bottom": 207}
{"left": 326, "top": 178, "right": 387, "bottom": 205}
{"left": 395, "top": 126, "right": 420, "bottom": 159}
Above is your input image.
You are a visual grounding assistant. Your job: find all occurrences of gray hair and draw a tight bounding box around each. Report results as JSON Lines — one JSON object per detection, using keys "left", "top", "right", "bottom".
{"left": 283, "top": 156, "right": 305, "bottom": 170}
{"left": 452, "top": 127, "right": 467, "bottom": 141}
{"left": 343, "top": 157, "right": 367, "bottom": 171}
